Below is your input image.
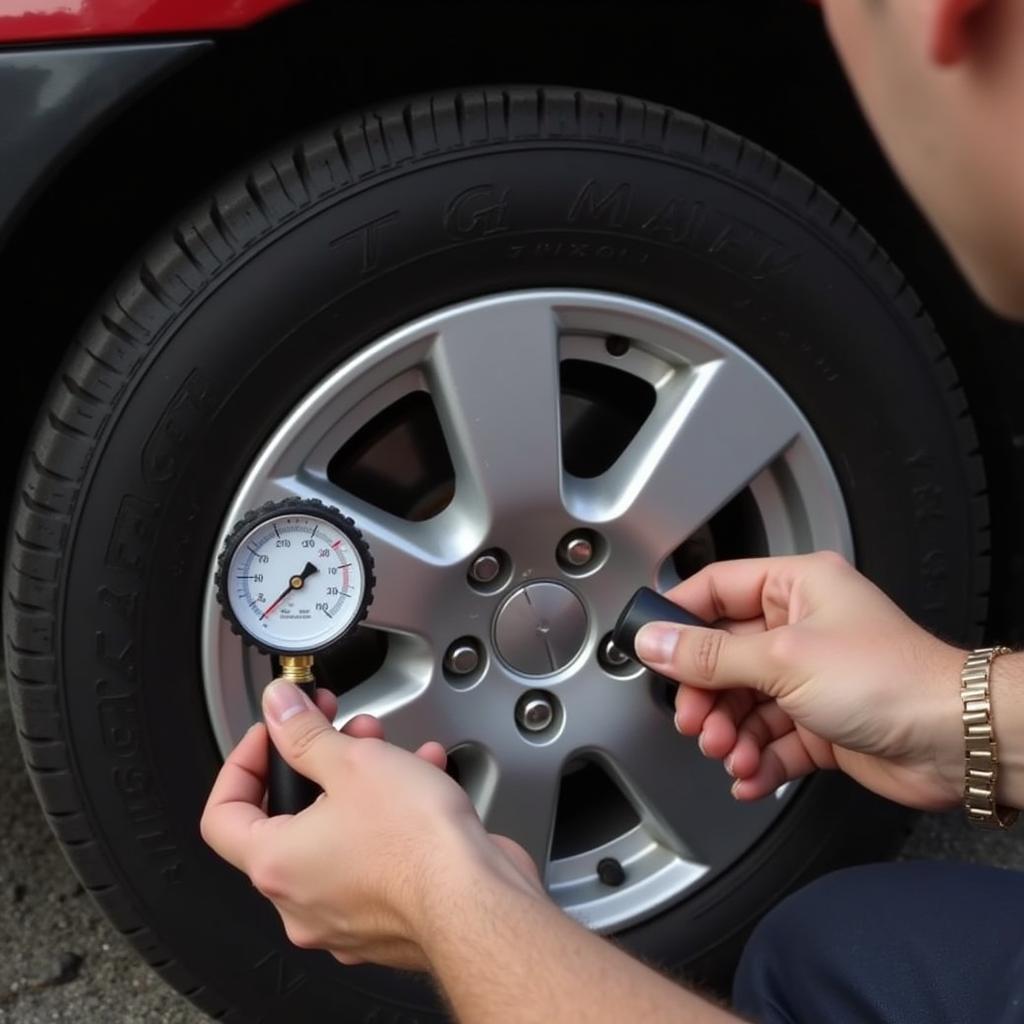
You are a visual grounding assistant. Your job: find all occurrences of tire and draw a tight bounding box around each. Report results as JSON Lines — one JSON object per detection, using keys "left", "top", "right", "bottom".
{"left": 6, "top": 87, "right": 987, "bottom": 1022}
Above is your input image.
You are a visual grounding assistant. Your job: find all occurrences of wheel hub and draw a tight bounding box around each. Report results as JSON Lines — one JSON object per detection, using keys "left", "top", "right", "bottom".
{"left": 493, "top": 581, "right": 588, "bottom": 676}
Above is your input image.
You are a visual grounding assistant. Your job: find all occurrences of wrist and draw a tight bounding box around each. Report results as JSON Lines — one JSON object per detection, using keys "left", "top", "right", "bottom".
{"left": 990, "top": 653, "right": 1024, "bottom": 811}
{"left": 932, "top": 647, "right": 1024, "bottom": 816}
{"left": 922, "top": 641, "right": 970, "bottom": 808}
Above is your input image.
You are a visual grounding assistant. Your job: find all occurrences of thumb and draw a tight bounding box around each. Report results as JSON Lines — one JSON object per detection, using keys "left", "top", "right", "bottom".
{"left": 262, "top": 678, "right": 350, "bottom": 786}
{"left": 634, "top": 622, "right": 780, "bottom": 692}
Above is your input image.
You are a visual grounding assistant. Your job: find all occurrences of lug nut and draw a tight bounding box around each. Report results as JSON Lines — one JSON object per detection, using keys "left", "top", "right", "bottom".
{"left": 445, "top": 640, "right": 481, "bottom": 676}
{"left": 558, "top": 531, "right": 596, "bottom": 569}
{"left": 566, "top": 538, "right": 593, "bottom": 565}
{"left": 469, "top": 551, "right": 501, "bottom": 584}
{"left": 517, "top": 694, "right": 555, "bottom": 733}
{"left": 600, "top": 636, "right": 630, "bottom": 668}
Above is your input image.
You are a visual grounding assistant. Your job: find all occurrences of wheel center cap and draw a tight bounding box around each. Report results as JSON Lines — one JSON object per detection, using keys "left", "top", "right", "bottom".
{"left": 493, "top": 582, "right": 588, "bottom": 676}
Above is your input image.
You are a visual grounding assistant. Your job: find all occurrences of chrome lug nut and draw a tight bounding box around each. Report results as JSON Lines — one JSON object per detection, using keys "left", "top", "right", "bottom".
{"left": 469, "top": 551, "right": 501, "bottom": 584}
{"left": 445, "top": 640, "right": 481, "bottom": 676}
{"left": 559, "top": 531, "right": 595, "bottom": 568}
{"left": 601, "top": 637, "right": 630, "bottom": 667}
{"left": 599, "top": 632, "right": 636, "bottom": 676}
{"left": 517, "top": 694, "right": 555, "bottom": 733}
{"left": 564, "top": 537, "right": 593, "bottom": 566}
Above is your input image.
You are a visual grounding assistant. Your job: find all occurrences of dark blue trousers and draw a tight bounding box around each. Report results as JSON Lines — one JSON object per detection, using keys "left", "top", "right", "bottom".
{"left": 733, "top": 862, "right": 1024, "bottom": 1024}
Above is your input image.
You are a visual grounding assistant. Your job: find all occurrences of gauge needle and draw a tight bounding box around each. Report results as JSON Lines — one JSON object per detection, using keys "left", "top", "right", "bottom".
{"left": 260, "top": 561, "right": 319, "bottom": 620}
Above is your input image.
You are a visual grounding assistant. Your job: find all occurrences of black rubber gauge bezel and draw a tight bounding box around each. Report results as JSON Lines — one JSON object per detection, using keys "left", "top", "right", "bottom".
{"left": 214, "top": 497, "right": 376, "bottom": 656}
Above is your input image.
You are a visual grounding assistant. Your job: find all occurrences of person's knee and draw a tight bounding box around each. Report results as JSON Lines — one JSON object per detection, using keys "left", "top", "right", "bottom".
{"left": 735, "top": 862, "right": 1024, "bottom": 1024}
{"left": 733, "top": 865, "right": 890, "bottom": 1023}
{"left": 733, "top": 877, "right": 826, "bottom": 1022}
{"left": 732, "top": 916, "right": 793, "bottom": 1022}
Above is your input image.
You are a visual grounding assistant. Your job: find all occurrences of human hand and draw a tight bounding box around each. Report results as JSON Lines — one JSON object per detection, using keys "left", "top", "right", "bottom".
{"left": 634, "top": 552, "right": 966, "bottom": 810}
{"left": 200, "top": 683, "right": 541, "bottom": 970}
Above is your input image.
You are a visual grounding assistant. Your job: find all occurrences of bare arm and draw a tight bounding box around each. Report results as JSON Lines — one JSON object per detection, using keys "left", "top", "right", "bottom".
{"left": 200, "top": 552, "right": 1023, "bottom": 1019}
{"left": 200, "top": 684, "right": 741, "bottom": 1024}
{"left": 420, "top": 845, "right": 741, "bottom": 1024}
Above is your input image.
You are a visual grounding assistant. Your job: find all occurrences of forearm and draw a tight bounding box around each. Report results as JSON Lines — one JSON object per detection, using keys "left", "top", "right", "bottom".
{"left": 419, "top": 845, "right": 741, "bottom": 1024}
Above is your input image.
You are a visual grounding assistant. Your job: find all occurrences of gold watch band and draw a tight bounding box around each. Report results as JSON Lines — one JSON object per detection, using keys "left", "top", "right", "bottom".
{"left": 961, "top": 646, "right": 1018, "bottom": 830}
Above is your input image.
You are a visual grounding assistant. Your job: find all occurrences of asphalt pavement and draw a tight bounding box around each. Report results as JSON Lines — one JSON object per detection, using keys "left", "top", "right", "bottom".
{"left": 3, "top": 666, "right": 1023, "bottom": 1024}
{"left": 0, "top": 669, "right": 205, "bottom": 1024}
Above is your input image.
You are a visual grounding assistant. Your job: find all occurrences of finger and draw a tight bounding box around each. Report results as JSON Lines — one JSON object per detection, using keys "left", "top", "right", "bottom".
{"left": 415, "top": 741, "right": 447, "bottom": 770}
{"left": 669, "top": 621, "right": 765, "bottom": 734}
{"left": 635, "top": 622, "right": 782, "bottom": 693}
{"left": 700, "top": 690, "right": 756, "bottom": 759}
{"left": 724, "top": 707, "right": 775, "bottom": 779}
{"left": 262, "top": 679, "right": 354, "bottom": 787}
{"left": 720, "top": 616, "right": 767, "bottom": 636}
{"left": 675, "top": 685, "right": 715, "bottom": 735}
{"left": 341, "top": 714, "right": 385, "bottom": 740}
{"left": 726, "top": 702, "right": 794, "bottom": 779}
{"left": 314, "top": 688, "right": 338, "bottom": 720}
{"left": 665, "top": 559, "right": 782, "bottom": 623}
{"left": 668, "top": 553, "right": 851, "bottom": 629}
{"left": 201, "top": 724, "right": 270, "bottom": 870}
{"left": 731, "top": 731, "right": 818, "bottom": 801}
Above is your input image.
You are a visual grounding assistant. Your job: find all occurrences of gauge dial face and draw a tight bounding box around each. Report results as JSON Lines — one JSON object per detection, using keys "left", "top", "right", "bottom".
{"left": 224, "top": 511, "right": 368, "bottom": 654}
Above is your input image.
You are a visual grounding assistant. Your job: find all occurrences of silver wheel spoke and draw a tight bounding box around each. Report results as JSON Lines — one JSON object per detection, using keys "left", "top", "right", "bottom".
{"left": 338, "top": 666, "right": 466, "bottom": 753}
{"left": 428, "top": 296, "right": 564, "bottom": 521}
{"left": 570, "top": 357, "right": 801, "bottom": 561}
{"left": 592, "top": 689, "right": 781, "bottom": 867}
{"left": 468, "top": 746, "right": 563, "bottom": 875}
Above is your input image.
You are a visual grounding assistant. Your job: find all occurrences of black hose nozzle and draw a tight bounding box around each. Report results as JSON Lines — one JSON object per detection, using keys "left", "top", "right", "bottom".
{"left": 612, "top": 586, "right": 708, "bottom": 662}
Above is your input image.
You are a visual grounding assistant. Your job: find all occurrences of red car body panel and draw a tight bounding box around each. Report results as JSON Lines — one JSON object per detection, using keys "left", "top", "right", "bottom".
{"left": 0, "top": 0, "right": 299, "bottom": 44}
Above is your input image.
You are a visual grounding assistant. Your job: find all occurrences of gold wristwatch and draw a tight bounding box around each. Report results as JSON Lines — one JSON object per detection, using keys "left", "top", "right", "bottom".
{"left": 961, "top": 646, "right": 1018, "bottom": 829}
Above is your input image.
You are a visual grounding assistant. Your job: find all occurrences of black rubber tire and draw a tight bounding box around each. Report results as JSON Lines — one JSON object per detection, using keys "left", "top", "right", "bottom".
{"left": 6, "top": 87, "right": 988, "bottom": 1022}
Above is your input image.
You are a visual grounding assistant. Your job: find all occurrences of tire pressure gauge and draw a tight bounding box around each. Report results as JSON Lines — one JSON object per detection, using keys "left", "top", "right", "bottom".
{"left": 215, "top": 498, "right": 375, "bottom": 814}
{"left": 216, "top": 498, "right": 374, "bottom": 655}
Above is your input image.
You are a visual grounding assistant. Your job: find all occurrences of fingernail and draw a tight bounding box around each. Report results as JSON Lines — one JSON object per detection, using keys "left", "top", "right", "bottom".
{"left": 264, "top": 680, "right": 308, "bottom": 724}
{"left": 730, "top": 779, "right": 742, "bottom": 799}
{"left": 724, "top": 754, "right": 735, "bottom": 777}
{"left": 697, "top": 731, "right": 709, "bottom": 756}
{"left": 673, "top": 713, "right": 684, "bottom": 735}
{"left": 635, "top": 623, "right": 680, "bottom": 666}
